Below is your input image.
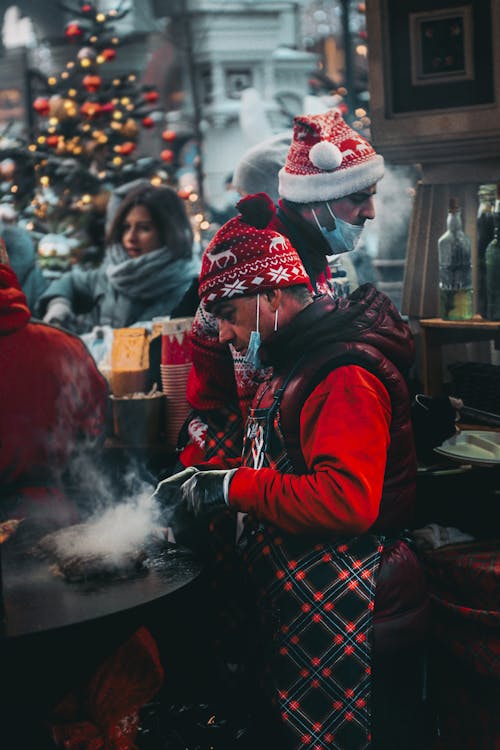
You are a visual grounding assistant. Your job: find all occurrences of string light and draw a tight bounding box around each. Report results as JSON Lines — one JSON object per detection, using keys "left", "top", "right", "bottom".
{"left": 20, "top": 0, "right": 167, "bottom": 246}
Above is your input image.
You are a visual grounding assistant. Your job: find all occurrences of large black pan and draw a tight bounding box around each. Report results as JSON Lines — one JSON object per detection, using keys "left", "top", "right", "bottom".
{"left": 0, "top": 535, "right": 202, "bottom": 722}
{"left": 1, "top": 537, "right": 201, "bottom": 640}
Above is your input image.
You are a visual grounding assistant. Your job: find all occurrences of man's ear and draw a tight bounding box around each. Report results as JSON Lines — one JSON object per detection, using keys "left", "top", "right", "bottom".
{"left": 265, "top": 289, "right": 281, "bottom": 311}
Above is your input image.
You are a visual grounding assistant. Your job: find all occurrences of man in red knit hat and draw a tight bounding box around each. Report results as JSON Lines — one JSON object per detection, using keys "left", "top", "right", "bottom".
{"left": 181, "top": 110, "right": 385, "bottom": 467}
{"left": 155, "top": 194, "right": 428, "bottom": 750}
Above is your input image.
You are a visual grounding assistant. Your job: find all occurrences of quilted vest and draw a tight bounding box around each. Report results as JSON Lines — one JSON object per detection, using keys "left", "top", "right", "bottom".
{"left": 254, "top": 340, "right": 417, "bottom": 534}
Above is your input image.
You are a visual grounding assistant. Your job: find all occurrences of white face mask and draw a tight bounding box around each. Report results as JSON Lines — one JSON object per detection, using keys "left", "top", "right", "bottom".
{"left": 311, "top": 203, "right": 364, "bottom": 254}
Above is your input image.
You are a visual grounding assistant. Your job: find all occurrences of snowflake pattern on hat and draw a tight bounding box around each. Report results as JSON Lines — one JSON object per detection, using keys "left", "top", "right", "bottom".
{"left": 198, "top": 195, "right": 310, "bottom": 305}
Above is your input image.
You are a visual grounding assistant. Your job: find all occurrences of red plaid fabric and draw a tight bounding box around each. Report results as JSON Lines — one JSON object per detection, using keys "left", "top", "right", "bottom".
{"left": 241, "top": 525, "right": 382, "bottom": 750}
{"left": 424, "top": 541, "right": 500, "bottom": 749}
{"left": 237, "top": 394, "right": 383, "bottom": 749}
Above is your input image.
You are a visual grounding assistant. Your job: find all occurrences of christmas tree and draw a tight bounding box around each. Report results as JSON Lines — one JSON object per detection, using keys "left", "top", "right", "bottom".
{"left": 0, "top": 0, "right": 191, "bottom": 272}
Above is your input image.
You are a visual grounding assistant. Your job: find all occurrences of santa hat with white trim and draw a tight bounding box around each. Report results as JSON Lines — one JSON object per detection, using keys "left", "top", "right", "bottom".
{"left": 278, "top": 110, "right": 384, "bottom": 204}
{"left": 198, "top": 193, "right": 310, "bottom": 307}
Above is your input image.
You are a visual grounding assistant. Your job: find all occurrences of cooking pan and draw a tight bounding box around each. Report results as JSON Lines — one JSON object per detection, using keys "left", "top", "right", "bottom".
{"left": 0, "top": 534, "right": 202, "bottom": 720}
{"left": 1, "top": 536, "right": 201, "bottom": 640}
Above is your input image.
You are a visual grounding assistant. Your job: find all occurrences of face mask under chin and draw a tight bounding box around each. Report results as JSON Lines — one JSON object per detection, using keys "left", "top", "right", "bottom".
{"left": 243, "top": 294, "right": 263, "bottom": 369}
{"left": 244, "top": 330, "right": 262, "bottom": 369}
{"left": 311, "top": 205, "right": 364, "bottom": 254}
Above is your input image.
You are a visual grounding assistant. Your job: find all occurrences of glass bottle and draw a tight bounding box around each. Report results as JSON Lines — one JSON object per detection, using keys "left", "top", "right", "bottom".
{"left": 438, "top": 197, "right": 473, "bottom": 320}
{"left": 485, "top": 183, "right": 500, "bottom": 320}
{"left": 476, "top": 184, "right": 496, "bottom": 317}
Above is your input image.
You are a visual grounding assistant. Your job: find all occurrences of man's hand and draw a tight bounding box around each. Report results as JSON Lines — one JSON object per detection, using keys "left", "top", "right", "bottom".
{"left": 152, "top": 466, "right": 200, "bottom": 521}
{"left": 169, "top": 469, "right": 237, "bottom": 548}
{"left": 180, "top": 469, "right": 235, "bottom": 517}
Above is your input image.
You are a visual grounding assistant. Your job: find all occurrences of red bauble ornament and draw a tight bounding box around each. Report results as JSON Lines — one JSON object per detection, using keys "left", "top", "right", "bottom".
{"left": 161, "top": 129, "right": 176, "bottom": 142}
{"left": 65, "top": 21, "right": 83, "bottom": 40}
{"left": 141, "top": 116, "right": 155, "bottom": 129}
{"left": 83, "top": 74, "right": 102, "bottom": 93}
{"left": 81, "top": 3, "right": 93, "bottom": 12}
{"left": 80, "top": 101, "right": 101, "bottom": 118}
{"left": 100, "top": 48, "right": 117, "bottom": 61}
{"left": 143, "top": 91, "right": 160, "bottom": 103}
{"left": 99, "top": 102, "right": 115, "bottom": 114}
{"left": 358, "top": 30, "right": 368, "bottom": 40}
{"left": 338, "top": 102, "right": 349, "bottom": 115}
{"left": 33, "top": 97, "right": 50, "bottom": 116}
{"left": 177, "top": 188, "right": 191, "bottom": 200}
{"left": 117, "top": 141, "right": 137, "bottom": 155}
{"left": 46, "top": 135, "right": 60, "bottom": 147}
{"left": 160, "top": 149, "right": 174, "bottom": 163}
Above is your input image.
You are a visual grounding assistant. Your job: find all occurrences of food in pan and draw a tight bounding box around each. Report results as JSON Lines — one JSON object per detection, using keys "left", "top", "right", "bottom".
{"left": 32, "top": 523, "right": 151, "bottom": 582}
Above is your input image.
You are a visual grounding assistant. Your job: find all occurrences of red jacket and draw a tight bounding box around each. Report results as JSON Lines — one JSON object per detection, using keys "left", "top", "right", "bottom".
{"left": 220, "top": 287, "right": 417, "bottom": 534}
{"left": 0, "top": 263, "right": 108, "bottom": 523}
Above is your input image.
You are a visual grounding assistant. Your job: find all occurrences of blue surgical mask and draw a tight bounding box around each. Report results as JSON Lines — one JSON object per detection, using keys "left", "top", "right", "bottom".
{"left": 312, "top": 204, "right": 364, "bottom": 254}
{"left": 244, "top": 330, "right": 262, "bottom": 370}
{"left": 244, "top": 294, "right": 262, "bottom": 370}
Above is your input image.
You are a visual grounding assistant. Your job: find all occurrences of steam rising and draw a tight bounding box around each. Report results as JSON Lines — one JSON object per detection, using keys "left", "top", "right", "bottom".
{"left": 75, "top": 491, "right": 162, "bottom": 561}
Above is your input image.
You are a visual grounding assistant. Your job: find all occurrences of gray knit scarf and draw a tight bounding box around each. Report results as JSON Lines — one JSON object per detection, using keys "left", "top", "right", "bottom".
{"left": 106, "top": 244, "right": 194, "bottom": 300}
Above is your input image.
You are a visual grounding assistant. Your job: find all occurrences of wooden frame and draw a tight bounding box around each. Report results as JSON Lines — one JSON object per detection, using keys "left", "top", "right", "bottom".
{"left": 409, "top": 5, "right": 474, "bottom": 87}
{"left": 365, "top": 0, "right": 500, "bottom": 165}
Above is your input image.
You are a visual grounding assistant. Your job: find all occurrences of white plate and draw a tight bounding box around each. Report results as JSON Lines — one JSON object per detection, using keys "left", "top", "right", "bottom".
{"left": 434, "top": 430, "right": 500, "bottom": 466}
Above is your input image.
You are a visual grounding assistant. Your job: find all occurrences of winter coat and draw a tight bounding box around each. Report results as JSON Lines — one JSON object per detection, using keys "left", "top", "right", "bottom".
{"left": 224, "top": 286, "right": 428, "bottom": 660}
{"left": 227, "top": 284, "right": 417, "bottom": 533}
{"left": 37, "top": 245, "right": 199, "bottom": 332}
{"left": 0, "top": 223, "right": 48, "bottom": 311}
{"left": 0, "top": 263, "right": 108, "bottom": 527}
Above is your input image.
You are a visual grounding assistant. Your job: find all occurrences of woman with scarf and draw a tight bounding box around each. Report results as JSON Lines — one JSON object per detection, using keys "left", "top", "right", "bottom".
{"left": 38, "top": 184, "right": 199, "bottom": 331}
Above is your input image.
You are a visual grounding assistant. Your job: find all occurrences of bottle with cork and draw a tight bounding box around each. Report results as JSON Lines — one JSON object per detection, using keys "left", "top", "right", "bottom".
{"left": 438, "top": 197, "right": 473, "bottom": 320}
{"left": 485, "top": 182, "right": 500, "bottom": 320}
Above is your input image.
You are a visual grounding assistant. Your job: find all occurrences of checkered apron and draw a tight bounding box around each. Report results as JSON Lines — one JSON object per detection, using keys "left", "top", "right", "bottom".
{"left": 238, "top": 376, "right": 384, "bottom": 750}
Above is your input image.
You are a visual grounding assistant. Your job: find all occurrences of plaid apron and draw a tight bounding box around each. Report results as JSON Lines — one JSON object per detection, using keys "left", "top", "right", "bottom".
{"left": 238, "top": 373, "right": 384, "bottom": 750}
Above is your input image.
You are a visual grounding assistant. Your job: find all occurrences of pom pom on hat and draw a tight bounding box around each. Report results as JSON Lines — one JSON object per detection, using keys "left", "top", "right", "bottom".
{"left": 279, "top": 109, "right": 384, "bottom": 203}
{"left": 309, "top": 141, "right": 343, "bottom": 171}
{"left": 198, "top": 193, "right": 310, "bottom": 306}
{"left": 236, "top": 192, "right": 276, "bottom": 228}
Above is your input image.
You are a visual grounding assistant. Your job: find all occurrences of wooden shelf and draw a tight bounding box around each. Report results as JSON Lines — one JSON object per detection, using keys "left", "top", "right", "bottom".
{"left": 419, "top": 318, "right": 500, "bottom": 396}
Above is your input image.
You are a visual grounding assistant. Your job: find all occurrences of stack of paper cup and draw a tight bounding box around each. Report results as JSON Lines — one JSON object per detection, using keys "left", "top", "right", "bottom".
{"left": 160, "top": 317, "right": 193, "bottom": 450}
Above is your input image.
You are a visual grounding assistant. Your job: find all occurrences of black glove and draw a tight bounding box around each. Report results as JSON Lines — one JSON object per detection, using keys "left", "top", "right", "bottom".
{"left": 180, "top": 469, "right": 235, "bottom": 518}
{"left": 152, "top": 466, "right": 199, "bottom": 522}
{"left": 169, "top": 469, "right": 237, "bottom": 550}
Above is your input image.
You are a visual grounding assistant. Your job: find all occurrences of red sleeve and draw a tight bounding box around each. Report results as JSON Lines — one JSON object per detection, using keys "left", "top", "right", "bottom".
{"left": 228, "top": 365, "right": 391, "bottom": 534}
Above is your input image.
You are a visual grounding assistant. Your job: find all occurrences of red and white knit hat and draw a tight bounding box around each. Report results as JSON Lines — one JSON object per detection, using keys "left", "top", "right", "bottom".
{"left": 198, "top": 193, "right": 310, "bottom": 306}
{"left": 278, "top": 110, "right": 384, "bottom": 203}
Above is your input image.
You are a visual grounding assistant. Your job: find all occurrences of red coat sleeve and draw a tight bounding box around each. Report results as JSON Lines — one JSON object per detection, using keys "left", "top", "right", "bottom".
{"left": 228, "top": 365, "right": 391, "bottom": 534}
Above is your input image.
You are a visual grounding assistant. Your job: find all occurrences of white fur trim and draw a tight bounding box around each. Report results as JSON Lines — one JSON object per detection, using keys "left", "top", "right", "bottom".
{"left": 278, "top": 155, "right": 384, "bottom": 203}
{"left": 309, "top": 141, "right": 342, "bottom": 171}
